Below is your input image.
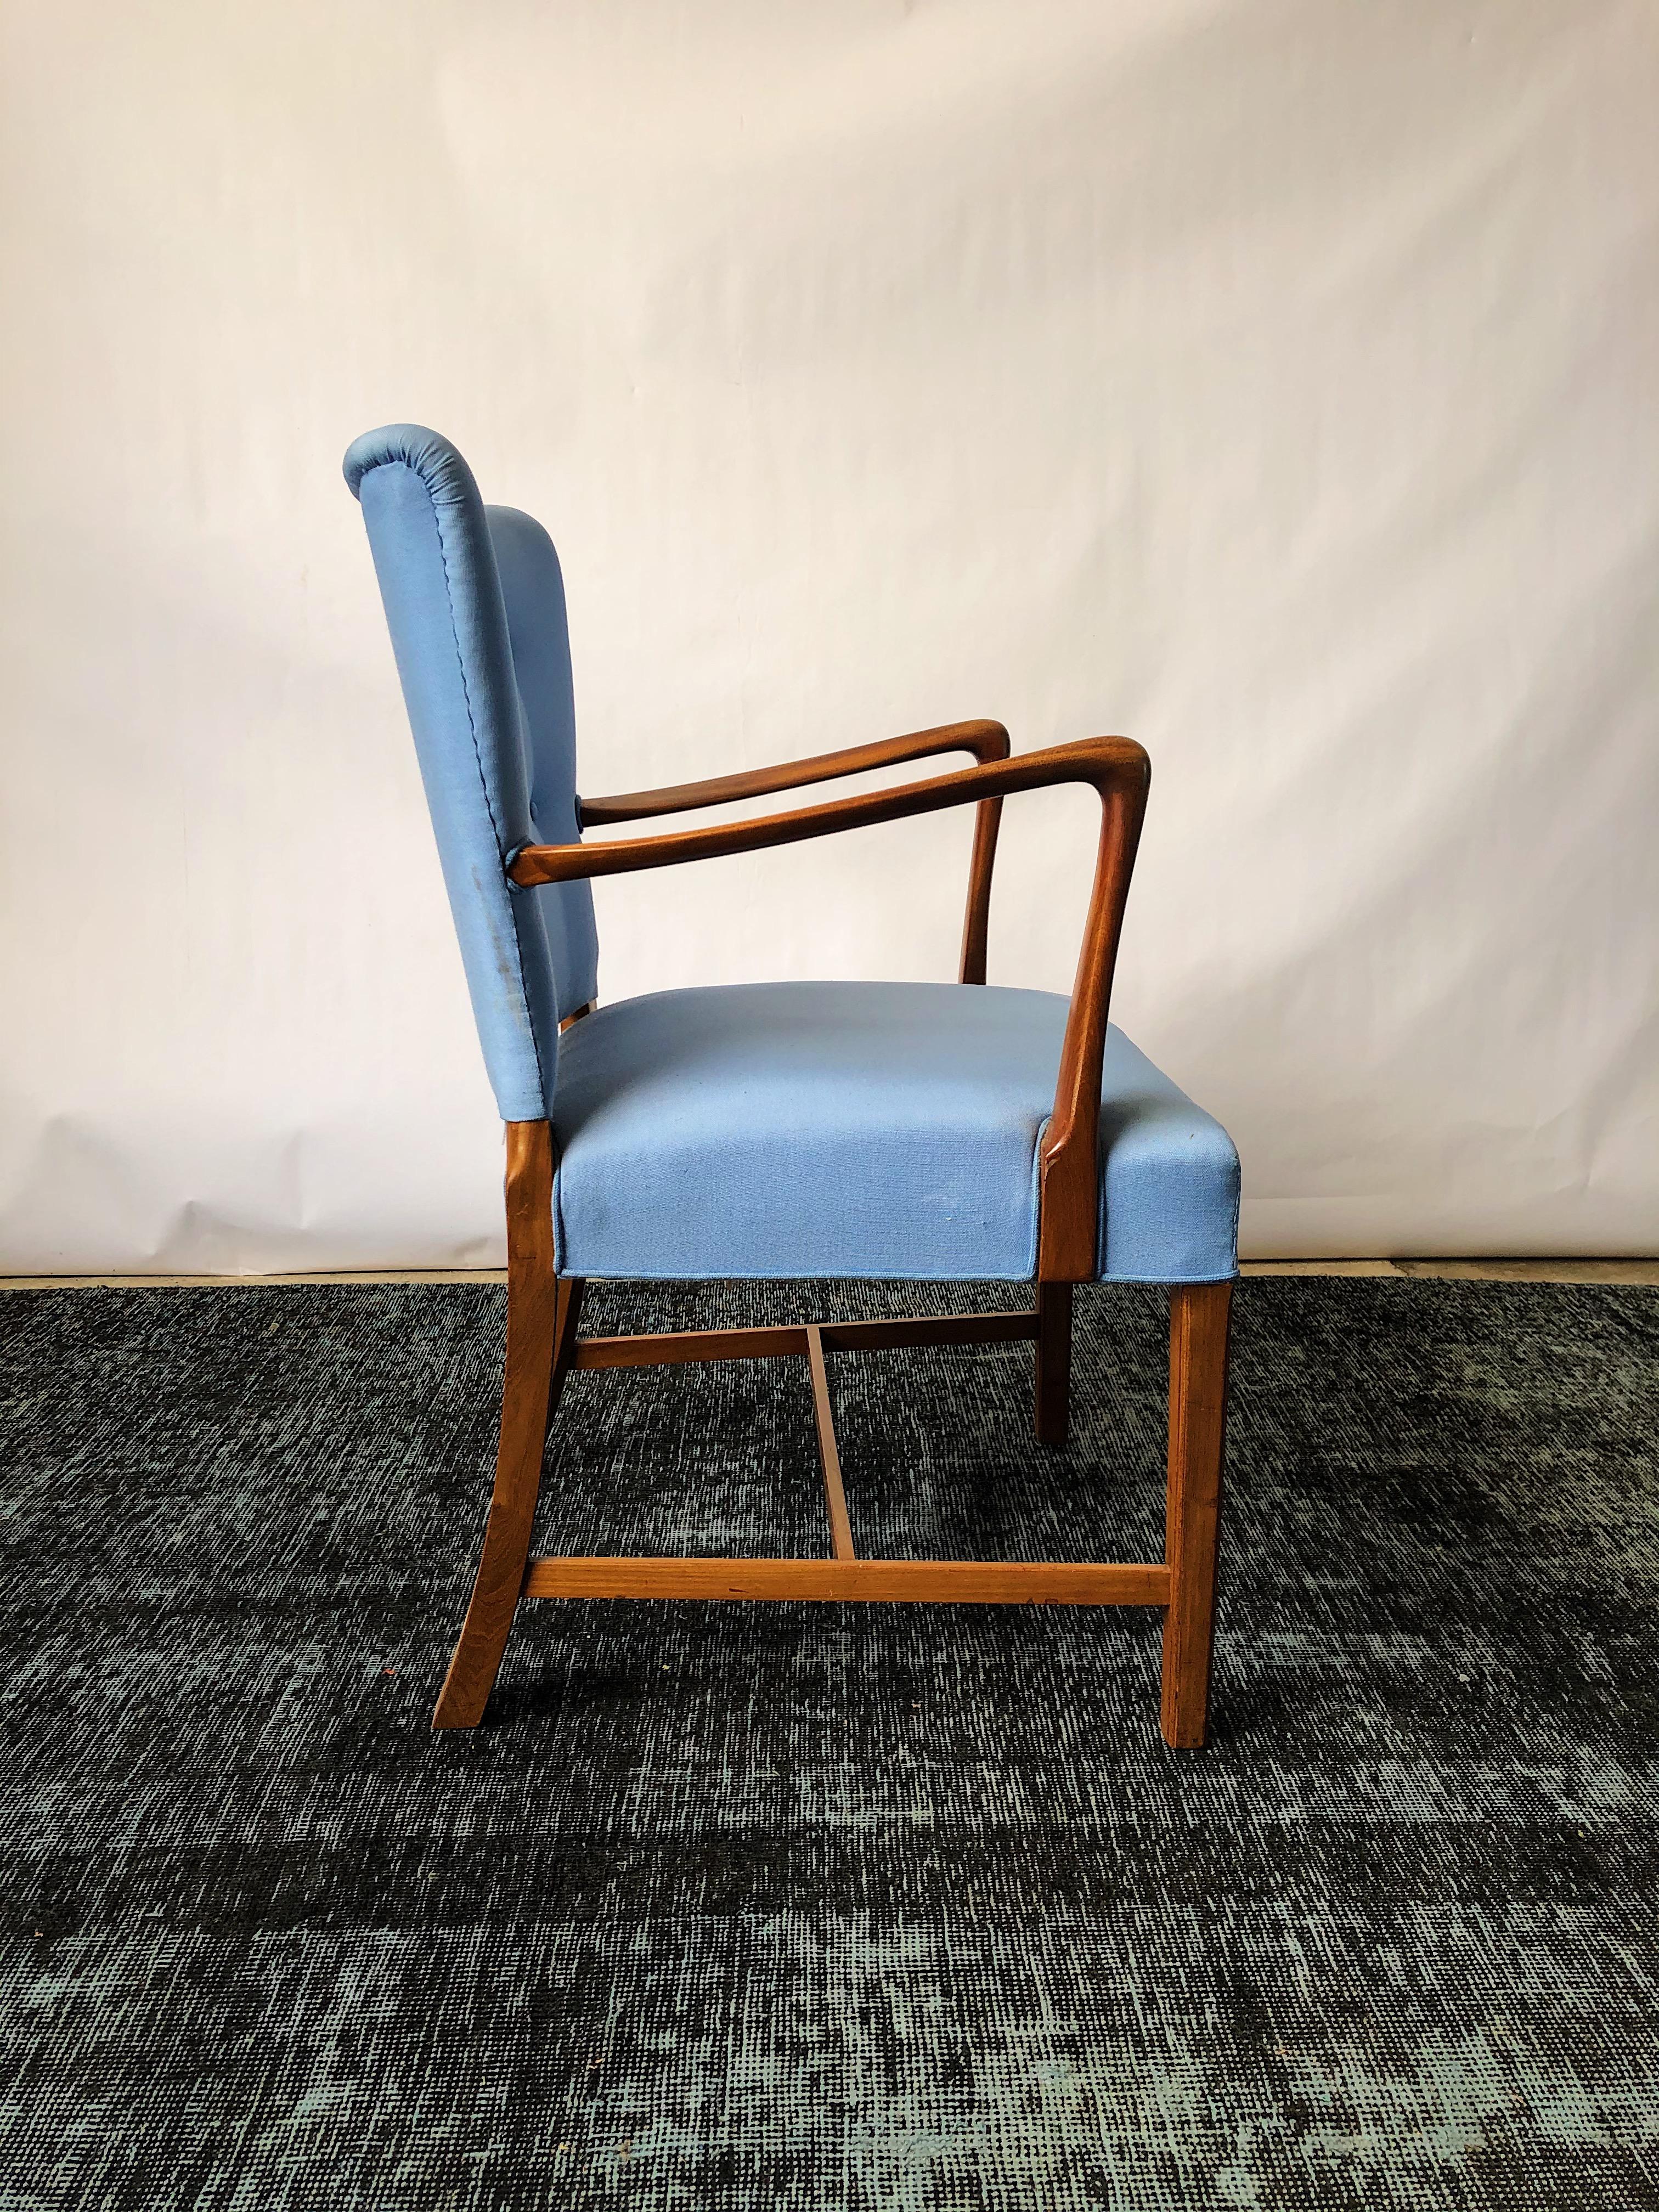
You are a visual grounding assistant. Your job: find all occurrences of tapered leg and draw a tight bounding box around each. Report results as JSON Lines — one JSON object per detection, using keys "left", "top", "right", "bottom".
{"left": 1160, "top": 1280, "right": 1232, "bottom": 1749}
{"left": 544, "top": 1274, "right": 586, "bottom": 1447}
{"left": 433, "top": 1121, "right": 574, "bottom": 1731}
{"left": 1035, "top": 1281, "right": 1074, "bottom": 1447}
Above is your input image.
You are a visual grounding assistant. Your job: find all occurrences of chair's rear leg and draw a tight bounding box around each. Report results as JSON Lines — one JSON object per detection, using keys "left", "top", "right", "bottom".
{"left": 433, "top": 1121, "right": 575, "bottom": 1731}
{"left": 1035, "top": 1282, "right": 1074, "bottom": 1447}
{"left": 1160, "top": 1280, "right": 1233, "bottom": 1749}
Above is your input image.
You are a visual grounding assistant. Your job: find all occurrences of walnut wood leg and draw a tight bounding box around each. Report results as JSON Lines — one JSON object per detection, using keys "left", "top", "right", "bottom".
{"left": 1160, "top": 1280, "right": 1232, "bottom": 1750}
{"left": 543, "top": 1274, "right": 586, "bottom": 1446}
{"left": 433, "top": 1121, "right": 564, "bottom": 1731}
{"left": 1034, "top": 1282, "right": 1074, "bottom": 1448}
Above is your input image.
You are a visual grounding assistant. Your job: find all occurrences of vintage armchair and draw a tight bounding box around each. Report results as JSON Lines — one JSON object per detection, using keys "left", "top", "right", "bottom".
{"left": 345, "top": 424, "right": 1240, "bottom": 1747}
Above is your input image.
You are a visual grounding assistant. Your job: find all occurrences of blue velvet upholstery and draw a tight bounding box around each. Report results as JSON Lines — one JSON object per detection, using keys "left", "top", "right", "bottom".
{"left": 346, "top": 424, "right": 1239, "bottom": 1288}
{"left": 344, "top": 426, "right": 596, "bottom": 1120}
{"left": 551, "top": 984, "right": 1239, "bottom": 1284}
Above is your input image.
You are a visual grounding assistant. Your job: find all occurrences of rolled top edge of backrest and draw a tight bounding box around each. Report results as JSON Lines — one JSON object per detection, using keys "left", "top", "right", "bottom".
{"left": 343, "top": 422, "right": 478, "bottom": 510}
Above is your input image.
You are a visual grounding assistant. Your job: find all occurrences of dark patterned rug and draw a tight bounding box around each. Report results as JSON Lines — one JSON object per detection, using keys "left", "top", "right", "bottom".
{"left": 1, "top": 1277, "right": 1655, "bottom": 2210}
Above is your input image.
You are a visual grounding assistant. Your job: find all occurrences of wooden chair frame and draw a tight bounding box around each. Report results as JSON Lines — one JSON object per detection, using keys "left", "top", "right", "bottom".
{"left": 434, "top": 723, "right": 1232, "bottom": 1748}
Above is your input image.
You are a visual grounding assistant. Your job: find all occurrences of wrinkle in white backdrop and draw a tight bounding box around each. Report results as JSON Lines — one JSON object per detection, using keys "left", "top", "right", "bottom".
{"left": 1, "top": 0, "right": 1655, "bottom": 1269}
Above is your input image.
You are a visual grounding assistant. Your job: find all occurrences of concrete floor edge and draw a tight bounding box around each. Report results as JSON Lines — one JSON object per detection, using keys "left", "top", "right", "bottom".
{"left": 3, "top": 1259, "right": 1658, "bottom": 1289}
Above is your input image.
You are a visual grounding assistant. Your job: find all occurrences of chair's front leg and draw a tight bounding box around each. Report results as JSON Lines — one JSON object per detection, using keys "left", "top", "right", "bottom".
{"left": 433, "top": 1121, "right": 569, "bottom": 1731}
{"left": 1034, "top": 1282, "right": 1074, "bottom": 1447}
{"left": 1160, "top": 1280, "right": 1233, "bottom": 1749}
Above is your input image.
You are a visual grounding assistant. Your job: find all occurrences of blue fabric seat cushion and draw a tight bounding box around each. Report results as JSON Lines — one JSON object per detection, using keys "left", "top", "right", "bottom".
{"left": 550, "top": 981, "right": 1238, "bottom": 1284}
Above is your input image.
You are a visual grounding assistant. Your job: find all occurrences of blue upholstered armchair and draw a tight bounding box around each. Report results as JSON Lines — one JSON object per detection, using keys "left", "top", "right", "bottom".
{"left": 346, "top": 425, "right": 1240, "bottom": 1746}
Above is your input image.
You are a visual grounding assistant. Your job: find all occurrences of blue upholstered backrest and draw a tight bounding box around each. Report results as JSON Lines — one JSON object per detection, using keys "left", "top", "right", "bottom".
{"left": 344, "top": 425, "right": 598, "bottom": 1121}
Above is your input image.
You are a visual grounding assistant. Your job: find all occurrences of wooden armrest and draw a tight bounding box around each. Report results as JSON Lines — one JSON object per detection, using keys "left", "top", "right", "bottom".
{"left": 514, "top": 738, "right": 1139, "bottom": 883}
{"left": 580, "top": 718, "right": 1009, "bottom": 981}
{"left": 577, "top": 719, "right": 1009, "bottom": 826}
{"left": 516, "top": 736, "right": 1150, "bottom": 1282}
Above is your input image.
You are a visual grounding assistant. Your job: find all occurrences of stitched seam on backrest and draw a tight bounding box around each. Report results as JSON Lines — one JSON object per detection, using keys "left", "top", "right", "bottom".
{"left": 407, "top": 465, "right": 552, "bottom": 1114}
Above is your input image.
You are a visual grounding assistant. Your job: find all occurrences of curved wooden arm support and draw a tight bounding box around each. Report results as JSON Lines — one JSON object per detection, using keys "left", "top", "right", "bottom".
{"left": 578, "top": 718, "right": 1009, "bottom": 825}
{"left": 516, "top": 736, "right": 1150, "bottom": 1280}
{"left": 579, "top": 719, "right": 1011, "bottom": 986}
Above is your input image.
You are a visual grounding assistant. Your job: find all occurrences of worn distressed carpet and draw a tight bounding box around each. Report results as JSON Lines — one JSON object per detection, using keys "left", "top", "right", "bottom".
{"left": 1, "top": 1278, "right": 1655, "bottom": 2209}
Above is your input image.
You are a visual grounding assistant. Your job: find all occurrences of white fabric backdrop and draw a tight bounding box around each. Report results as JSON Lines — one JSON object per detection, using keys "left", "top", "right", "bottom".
{"left": 2, "top": 0, "right": 1655, "bottom": 1272}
